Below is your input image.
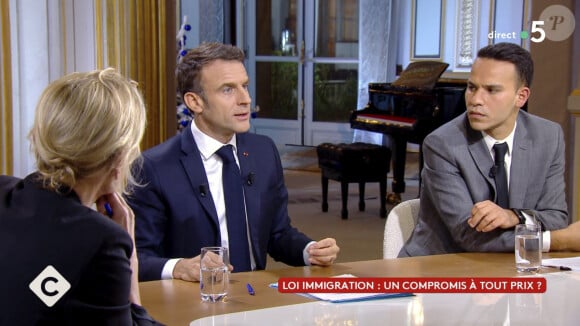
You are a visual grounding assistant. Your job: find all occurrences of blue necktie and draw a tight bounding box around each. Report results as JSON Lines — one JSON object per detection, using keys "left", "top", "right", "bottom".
{"left": 493, "top": 143, "right": 509, "bottom": 208}
{"left": 215, "top": 145, "right": 251, "bottom": 272}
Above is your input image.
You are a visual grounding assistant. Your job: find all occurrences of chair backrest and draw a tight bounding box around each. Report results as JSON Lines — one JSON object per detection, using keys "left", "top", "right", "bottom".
{"left": 383, "top": 198, "right": 420, "bottom": 259}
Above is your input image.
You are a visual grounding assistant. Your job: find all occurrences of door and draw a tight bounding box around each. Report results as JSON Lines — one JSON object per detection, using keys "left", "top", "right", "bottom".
{"left": 245, "top": 0, "right": 359, "bottom": 146}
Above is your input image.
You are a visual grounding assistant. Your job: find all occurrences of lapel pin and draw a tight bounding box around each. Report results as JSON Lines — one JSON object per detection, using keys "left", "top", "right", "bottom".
{"left": 243, "top": 152, "right": 249, "bottom": 157}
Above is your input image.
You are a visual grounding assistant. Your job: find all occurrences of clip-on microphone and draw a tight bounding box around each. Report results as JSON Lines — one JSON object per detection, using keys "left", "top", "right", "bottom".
{"left": 246, "top": 172, "right": 255, "bottom": 186}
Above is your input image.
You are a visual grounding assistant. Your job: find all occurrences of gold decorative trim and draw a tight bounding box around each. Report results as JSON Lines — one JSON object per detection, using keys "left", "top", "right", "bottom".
{"left": 0, "top": 0, "right": 13, "bottom": 175}
{"left": 119, "top": 0, "right": 126, "bottom": 73}
{"left": 95, "top": 0, "right": 104, "bottom": 68}
{"left": 61, "top": 0, "right": 67, "bottom": 71}
{"left": 107, "top": 0, "right": 119, "bottom": 69}
{"left": 157, "top": 1, "right": 168, "bottom": 141}
{"left": 354, "top": 116, "right": 416, "bottom": 130}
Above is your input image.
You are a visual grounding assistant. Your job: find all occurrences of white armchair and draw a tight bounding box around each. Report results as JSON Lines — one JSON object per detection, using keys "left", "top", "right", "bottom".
{"left": 383, "top": 199, "right": 420, "bottom": 259}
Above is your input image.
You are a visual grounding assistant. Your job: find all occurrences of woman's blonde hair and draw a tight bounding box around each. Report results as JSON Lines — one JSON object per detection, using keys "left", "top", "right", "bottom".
{"left": 29, "top": 68, "right": 146, "bottom": 194}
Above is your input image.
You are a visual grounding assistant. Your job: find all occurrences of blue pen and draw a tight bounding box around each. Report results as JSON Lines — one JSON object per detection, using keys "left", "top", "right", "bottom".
{"left": 246, "top": 283, "right": 255, "bottom": 295}
{"left": 104, "top": 203, "right": 113, "bottom": 217}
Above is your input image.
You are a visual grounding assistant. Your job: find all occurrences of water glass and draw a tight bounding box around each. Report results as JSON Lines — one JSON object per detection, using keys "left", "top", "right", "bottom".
{"left": 514, "top": 224, "right": 541, "bottom": 273}
{"left": 200, "top": 246, "right": 229, "bottom": 302}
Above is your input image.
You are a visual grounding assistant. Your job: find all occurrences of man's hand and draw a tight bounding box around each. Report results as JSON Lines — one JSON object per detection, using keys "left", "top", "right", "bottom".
{"left": 467, "top": 200, "right": 519, "bottom": 232}
{"left": 172, "top": 256, "right": 202, "bottom": 282}
{"left": 307, "top": 238, "right": 340, "bottom": 266}
{"left": 173, "top": 256, "right": 234, "bottom": 282}
{"left": 551, "top": 221, "right": 580, "bottom": 251}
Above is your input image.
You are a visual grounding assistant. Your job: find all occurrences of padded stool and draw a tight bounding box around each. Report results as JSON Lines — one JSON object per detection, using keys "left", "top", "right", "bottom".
{"left": 316, "top": 142, "right": 391, "bottom": 219}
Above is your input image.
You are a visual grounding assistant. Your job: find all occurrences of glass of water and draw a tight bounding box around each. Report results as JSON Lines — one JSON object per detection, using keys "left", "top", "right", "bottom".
{"left": 200, "top": 246, "right": 229, "bottom": 302}
{"left": 515, "top": 224, "right": 542, "bottom": 273}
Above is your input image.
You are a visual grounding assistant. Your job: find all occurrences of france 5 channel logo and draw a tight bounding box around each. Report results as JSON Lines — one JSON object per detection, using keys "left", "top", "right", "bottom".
{"left": 489, "top": 5, "right": 575, "bottom": 43}
{"left": 29, "top": 265, "right": 71, "bottom": 307}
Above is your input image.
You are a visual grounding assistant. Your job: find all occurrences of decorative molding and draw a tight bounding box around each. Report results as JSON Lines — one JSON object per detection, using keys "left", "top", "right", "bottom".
{"left": 521, "top": 0, "right": 532, "bottom": 49}
{"left": 488, "top": 0, "right": 495, "bottom": 45}
{"left": 411, "top": 0, "right": 445, "bottom": 60}
{"left": 455, "top": 0, "right": 478, "bottom": 69}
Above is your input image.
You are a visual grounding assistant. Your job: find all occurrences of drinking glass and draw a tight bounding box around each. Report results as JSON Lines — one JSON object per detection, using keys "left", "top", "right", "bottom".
{"left": 200, "top": 246, "right": 229, "bottom": 302}
{"left": 515, "top": 224, "right": 541, "bottom": 273}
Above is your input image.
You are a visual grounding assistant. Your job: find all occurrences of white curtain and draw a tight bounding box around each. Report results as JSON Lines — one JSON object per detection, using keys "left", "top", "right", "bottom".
{"left": 353, "top": 0, "right": 401, "bottom": 145}
{"left": 9, "top": 0, "right": 96, "bottom": 177}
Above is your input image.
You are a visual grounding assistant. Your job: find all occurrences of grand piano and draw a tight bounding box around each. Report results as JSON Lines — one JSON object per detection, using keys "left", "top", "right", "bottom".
{"left": 350, "top": 61, "right": 466, "bottom": 203}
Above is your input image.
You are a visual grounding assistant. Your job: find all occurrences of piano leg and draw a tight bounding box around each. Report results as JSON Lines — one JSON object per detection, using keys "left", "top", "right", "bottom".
{"left": 321, "top": 175, "right": 329, "bottom": 212}
{"left": 380, "top": 178, "right": 387, "bottom": 218}
{"left": 388, "top": 136, "right": 406, "bottom": 205}
{"left": 358, "top": 182, "right": 365, "bottom": 212}
{"left": 418, "top": 143, "right": 424, "bottom": 196}
{"left": 341, "top": 182, "right": 348, "bottom": 219}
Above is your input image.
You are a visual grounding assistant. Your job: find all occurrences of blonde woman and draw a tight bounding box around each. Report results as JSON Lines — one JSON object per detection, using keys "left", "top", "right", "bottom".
{"left": 0, "top": 68, "right": 159, "bottom": 325}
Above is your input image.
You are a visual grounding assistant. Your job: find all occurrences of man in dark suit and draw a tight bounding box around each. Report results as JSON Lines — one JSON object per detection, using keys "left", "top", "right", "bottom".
{"left": 399, "top": 43, "right": 568, "bottom": 257}
{"left": 129, "top": 42, "right": 340, "bottom": 282}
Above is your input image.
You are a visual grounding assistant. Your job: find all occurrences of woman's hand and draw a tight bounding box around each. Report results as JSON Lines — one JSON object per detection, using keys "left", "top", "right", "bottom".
{"left": 96, "top": 193, "right": 141, "bottom": 304}
{"left": 96, "top": 193, "right": 135, "bottom": 239}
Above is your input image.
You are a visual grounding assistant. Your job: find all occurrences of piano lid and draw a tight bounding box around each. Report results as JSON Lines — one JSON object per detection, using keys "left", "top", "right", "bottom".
{"left": 391, "top": 61, "right": 449, "bottom": 90}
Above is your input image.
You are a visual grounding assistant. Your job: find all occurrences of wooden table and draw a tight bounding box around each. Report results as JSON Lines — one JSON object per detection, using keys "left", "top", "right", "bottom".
{"left": 140, "top": 252, "right": 578, "bottom": 325}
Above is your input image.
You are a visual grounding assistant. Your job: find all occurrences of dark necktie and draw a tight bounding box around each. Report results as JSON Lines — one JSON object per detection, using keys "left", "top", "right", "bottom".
{"left": 215, "top": 145, "right": 251, "bottom": 272}
{"left": 492, "top": 143, "right": 509, "bottom": 208}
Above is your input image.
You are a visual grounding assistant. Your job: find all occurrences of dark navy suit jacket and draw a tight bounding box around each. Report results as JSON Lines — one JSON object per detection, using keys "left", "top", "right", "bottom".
{"left": 129, "top": 128, "right": 312, "bottom": 281}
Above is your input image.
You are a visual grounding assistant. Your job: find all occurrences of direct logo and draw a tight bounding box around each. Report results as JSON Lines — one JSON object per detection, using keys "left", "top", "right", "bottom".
{"left": 487, "top": 5, "right": 575, "bottom": 43}
{"left": 29, "top": 265, "right": 71, "bottom": 307}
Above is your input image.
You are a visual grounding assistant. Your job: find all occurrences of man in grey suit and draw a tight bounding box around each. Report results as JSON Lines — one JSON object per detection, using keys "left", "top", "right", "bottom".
{"left": 399, "top": 42, "right": 568, "bottom": 257}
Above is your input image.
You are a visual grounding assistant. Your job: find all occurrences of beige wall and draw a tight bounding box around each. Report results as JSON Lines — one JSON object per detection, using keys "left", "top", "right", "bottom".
{"left": 528, "top": 0, "right": 577, "bottom": 211}
{"left": 529, "top": 0, "right": 574, "bottom": 130}
{"left": 568, "top": 0, "right": 580, "bottom": 221}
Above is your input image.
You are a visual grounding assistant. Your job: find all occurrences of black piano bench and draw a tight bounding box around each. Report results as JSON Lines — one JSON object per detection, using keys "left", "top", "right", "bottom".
{"left": 316, "top": 142, "right": 391, "bottom": 219}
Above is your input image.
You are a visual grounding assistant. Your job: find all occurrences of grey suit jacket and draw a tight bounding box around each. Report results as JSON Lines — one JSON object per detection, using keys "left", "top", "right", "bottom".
{"left": 399, "top": 111, "right": 568, "bottom": 257}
